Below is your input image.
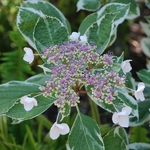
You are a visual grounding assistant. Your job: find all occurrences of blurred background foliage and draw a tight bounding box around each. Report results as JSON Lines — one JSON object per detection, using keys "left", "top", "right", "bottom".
{"left": 0, "top": 0, "right": 150, "bottom": 149}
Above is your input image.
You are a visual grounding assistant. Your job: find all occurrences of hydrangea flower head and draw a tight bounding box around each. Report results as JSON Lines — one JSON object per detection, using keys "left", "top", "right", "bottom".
{"left": 40, "top": 33, "right": 127, "bottom": 114}
{"left": 112, "top": 106, "right": 132, "bottom": 127}
{"left": 49, "top": 122, "right": 70, "bottom": 140}
{"left": 23, "top": 47, "right": 34, "bottom": 64}
{"left": 134, "top": 82, "right": 145, "bottom": 101}
{"left": 20, "top": 96, "right": 37, "bottom": 111}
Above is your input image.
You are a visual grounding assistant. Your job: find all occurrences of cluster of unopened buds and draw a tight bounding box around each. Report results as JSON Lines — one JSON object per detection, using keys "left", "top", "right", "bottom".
{"left": 21, "top": 32, "right": 145, "bottom": 139}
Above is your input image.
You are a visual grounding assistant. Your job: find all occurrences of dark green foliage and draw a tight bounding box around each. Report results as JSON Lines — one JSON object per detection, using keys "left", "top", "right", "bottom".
{"left": 130, "top": 125, "right": 150, "bottom": 143}
{"left": 0, "top": 30, "right": 35, "bottom": 83}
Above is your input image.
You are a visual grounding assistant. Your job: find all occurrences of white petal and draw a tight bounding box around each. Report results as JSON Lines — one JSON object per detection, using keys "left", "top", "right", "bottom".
{"left": 121, "top": 60, "right": 132, "bottom": 74}
{"left": 80, "top": 35, "right": 87, "bottom": 43}
{"left": 24, "top": 103, "right": 34, "bottom": 111}
{"left": 134, "top": 91, "right": 145, "bottom": 101}
{"left": 20, "top": 96, "right": 37, "bottom": 111}
{"left": 20, "top": 96, "right": 27, "bottom": 104}
{"left": 122, "top": 106, "right": 132, "bottom": 116}
{"left": 59, "top": 123, "right": 70, "bottom": 135}
{"left": 69, "top": 32, "right": 80, "bottom": 41}
{"left": 49, "top": 123, "right": 60, "bottom": 140}
{"left": 112, "top": 112, "right": 119, "bottom": 124}
{"left": 118, "top": 116, "right": 129, "bottom": 127}
{"left": 33, "top": 100, "right": 38, "bottom": 106}
{"left": 24, "top": 97, "right": 36, "bottom": 103}
{"left": 137, "top": 82, "right": 145, "bottom": 91}
{"left": 23, "top": 47, "right": 34, "bottom": 64}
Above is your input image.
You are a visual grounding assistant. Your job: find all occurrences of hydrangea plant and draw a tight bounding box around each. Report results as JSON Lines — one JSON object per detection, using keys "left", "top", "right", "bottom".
{"left": 0, "top": 0, "right": 149, "bottom": 149}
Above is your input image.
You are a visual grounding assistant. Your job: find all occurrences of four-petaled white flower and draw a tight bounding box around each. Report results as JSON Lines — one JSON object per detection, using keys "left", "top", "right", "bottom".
{"left": 112, "top": 106, "right": 132, "bottom": 127}
{"left": 20, "top": 96, "right": 38, "bottom": 111}
{"left": 121, "top": 60, "right": 132, "bottom": 74}
{"left": 49, "top": 122, "right": 70, "bottom": 140}
{"left": 69, "top": 32, "right": 80, "bottom": 41}
{"left": 134, "top": 82, "right": 145, "bottom": 101}
{"left": 80, "top": 35, "right": 87, "bottom": 43}
{"left": 23, "top": 47, "right": 34, "bottom": 64}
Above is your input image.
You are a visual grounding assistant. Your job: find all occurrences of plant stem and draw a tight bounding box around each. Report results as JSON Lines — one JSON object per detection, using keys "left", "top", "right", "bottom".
{"left": 89, "top": 98, "right": 101, "bottom": 125}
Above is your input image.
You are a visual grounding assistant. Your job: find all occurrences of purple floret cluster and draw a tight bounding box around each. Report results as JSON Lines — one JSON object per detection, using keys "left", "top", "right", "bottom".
{"left": 40, "top": 41, "right": 126, "bottom": 113}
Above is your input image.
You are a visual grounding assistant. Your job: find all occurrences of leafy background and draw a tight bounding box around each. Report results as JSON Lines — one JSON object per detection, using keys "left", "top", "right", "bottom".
{"left": 0, "top": 0, "right": 150, "bottom": 149}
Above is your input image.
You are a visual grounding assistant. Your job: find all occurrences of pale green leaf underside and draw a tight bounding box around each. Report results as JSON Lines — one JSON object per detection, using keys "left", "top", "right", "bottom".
{"left": 25, "top": 73, "right": 50, "bottom": 85}
{"left": 68, "top": 113, "right": 104, "bottom": 150}
{"left": 128, "top": 143, "right": 150, "bottom": 150}
{"left": 77, "top": 0, "right": 101, "bottom": 12}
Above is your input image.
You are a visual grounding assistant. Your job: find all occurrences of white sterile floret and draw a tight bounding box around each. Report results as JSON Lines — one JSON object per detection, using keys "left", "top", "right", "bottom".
{"left": 134, "top": 82, "right": 145, "bottom": 101}
{"left": 20, "top": 96, "right": 38, "bottom": 111}
{"left": 121, "top": 60, "right": 132, "bottom": 74}
{"left": 80, "top": 34, "right": 87, "bottom": 43}
{"left": 112, "top": 106, "right": 132, "bottom": 127}
{"left": 69, "top": 32, "right": 80, "bottom": 41}
{"left": 49, "top": 122, "right": 70, "bottom": 140}
{"left": 23, "top": 47, "right": 34, "bottom": 64}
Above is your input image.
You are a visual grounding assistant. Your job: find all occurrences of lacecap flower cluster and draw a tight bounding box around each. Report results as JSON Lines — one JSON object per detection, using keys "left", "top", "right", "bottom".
{"left": 39, "top": 32, "right": 126, "bottom": 114}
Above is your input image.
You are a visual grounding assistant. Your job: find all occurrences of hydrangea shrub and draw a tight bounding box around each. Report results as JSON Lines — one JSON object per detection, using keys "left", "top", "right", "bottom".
{"left": 0, "top": 0, "right": 149, "bottom": 149}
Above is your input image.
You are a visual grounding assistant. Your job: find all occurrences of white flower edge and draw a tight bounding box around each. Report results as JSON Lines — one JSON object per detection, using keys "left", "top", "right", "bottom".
{"left": 49, "top": 122, "right": 70, "bottom": 140}
{"left": 80, "top": 35, "right": 87, "bottom": 43}
{"left": 121, "top": 60, "right": 132, "bottom": 74}
{"left": 20, "top": 96, "right": 38, "bottom": 111}
{"left": 69, "top": 32, "right": 80, "bottom": 41}
{"left": 134, "top": 82, "right": 145, "bottom": 101}
{"left": 23, "top": 47, "right": 34, "bottom": 64}
{"left": 112, "top": 106, "right": 132, "bottom": 127}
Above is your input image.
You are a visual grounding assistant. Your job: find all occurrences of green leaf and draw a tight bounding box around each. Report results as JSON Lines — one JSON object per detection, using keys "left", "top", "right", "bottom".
{"left": 125, "top": 73, "right": 136, "bottom": 90}
{"left": 17, "top": 1, "right": 69, "bottom": 54}
{"left": 79, "top": 3, "right": 130, "bottom": 37}
{"left": 129, "top": 99, "right": 150, "bottom": 126}
{"left": 77, "top": 0, "right": 101, "bottom": 12}
{"left": 20, "top": 0, "right": 71, "bottom": 32}
{"left": 85, "top": 13, "right": 117, "bottom": 54}
{"left": 33, "top": 16, "right": 69, "bottom": 54}
{"left": 6, "top": 95, "right": 55, "bottom": 123}
{"left": 112, "top": 0, "right": 140, "bottom": 19}
{"left": 0, "top": 81, "right": 40, "bottom": 115}
{"left": 103, "top": 126, "right": 128, "bottom": 150}
{"left": 68, "top": 112, "right": 105, "bottom": 150}
{"left": 137, "top": 69, "right": 150, "bottom": 85}
{"left": 79, "top": 13, "right": 98, "bottom": 35}
{"left": 25, "top": 74, "right": 50, "bottom": 85}
{"left": 141, "top": 38, "right": 150, "bottom": 58}
{"left": 128, "top": 143, "right": 150, "bottom": 150}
